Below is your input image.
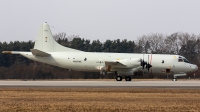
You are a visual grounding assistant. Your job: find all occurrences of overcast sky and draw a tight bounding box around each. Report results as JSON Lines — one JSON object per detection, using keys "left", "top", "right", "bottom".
{"left": 1, "top": 0, "right": 200, "bottom": 42}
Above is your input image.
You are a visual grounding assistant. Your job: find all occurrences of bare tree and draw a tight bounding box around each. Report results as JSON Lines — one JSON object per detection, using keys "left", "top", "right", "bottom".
{"left": 135, "top": 35, "right": 148, "bottom": 53}
{"left": 178, "top": 32, "right": 196, "bottom": 46}
{"left": 148, "top": 33, "right": 166, "bottom": 53}
{"left": 53, "top": 32, "right": 67, "bottom": 41}
{"left": 165, "top": 32, "right": 180, "bottom": 54}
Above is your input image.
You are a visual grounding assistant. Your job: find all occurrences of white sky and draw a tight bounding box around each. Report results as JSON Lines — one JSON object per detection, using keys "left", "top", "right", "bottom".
{"left": 1, "top": 0, "right": 200, "bottom": 42}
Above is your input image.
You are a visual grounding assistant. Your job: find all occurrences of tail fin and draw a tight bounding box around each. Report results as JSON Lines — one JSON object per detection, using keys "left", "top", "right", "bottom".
{"left": 34, "top": 22, "right": 82, "bottom": 52}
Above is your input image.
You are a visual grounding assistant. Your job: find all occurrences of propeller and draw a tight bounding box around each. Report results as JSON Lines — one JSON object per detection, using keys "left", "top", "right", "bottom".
{"left": 146, "top": 55, "right": 152, "bottom": 71}
{"left": 140, "top": 54, "right": 152, "bottom": 72}
{"left": 140, "top": 59, "right": 147, "bottom": 69}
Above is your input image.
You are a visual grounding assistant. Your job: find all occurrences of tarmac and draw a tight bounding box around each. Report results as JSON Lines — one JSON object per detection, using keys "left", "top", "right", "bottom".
{"left": 0, "top": 80, "right": 199, "bottom": 89}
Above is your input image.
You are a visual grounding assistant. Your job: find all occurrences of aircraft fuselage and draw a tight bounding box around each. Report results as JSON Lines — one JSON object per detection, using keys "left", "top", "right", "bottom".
{"left": 20, "top": 52, "right": 197, "bottom": 75}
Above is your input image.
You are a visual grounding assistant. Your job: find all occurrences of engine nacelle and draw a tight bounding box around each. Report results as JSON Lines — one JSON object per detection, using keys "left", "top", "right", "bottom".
{"left": 118, "top": 70, "right": 134, "bottom": 75}
{"left": 118, "top": 58, "right": 140, "bottom": 68}
{"left": 117, "top": 66, "right": 143, "bottom": 75}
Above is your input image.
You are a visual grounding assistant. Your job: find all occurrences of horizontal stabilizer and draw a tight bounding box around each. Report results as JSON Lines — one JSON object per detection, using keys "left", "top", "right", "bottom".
{"left": 2, "top": 51, "right": 12, "bottom": 54}
{"left": 2, "top": 51, "right": 20, "bottom": 54}
{"left": 30, "top": 49, "right": 51, "bottom": 57}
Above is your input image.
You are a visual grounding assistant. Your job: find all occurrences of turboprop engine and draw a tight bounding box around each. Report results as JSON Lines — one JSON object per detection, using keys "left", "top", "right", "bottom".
{"left": 117, "top": 58, "right": 141, "bottom": 68}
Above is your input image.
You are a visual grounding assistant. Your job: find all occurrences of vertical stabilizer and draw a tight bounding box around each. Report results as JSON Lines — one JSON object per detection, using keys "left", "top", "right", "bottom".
{"left": 34, "top": 22, "right": 82, "bottom": 52}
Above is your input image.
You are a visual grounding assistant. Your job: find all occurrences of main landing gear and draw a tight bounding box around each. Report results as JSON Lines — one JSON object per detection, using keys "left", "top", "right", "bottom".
{"left": 125, "top": 76, "right": 132, "bottom": 81}
{"left": 114, "top": 71, "right": 132, "bottom": 81}
{"left": 116, "top": 76, "right": 122, "bottom": 81}
{"left": 116, "top": 76, "right": 132, "bottom": 81}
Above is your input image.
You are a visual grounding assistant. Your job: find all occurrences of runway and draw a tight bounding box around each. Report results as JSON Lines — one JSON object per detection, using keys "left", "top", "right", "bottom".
{"left": 0, "top": 80, "right": 200, "bottom": 89}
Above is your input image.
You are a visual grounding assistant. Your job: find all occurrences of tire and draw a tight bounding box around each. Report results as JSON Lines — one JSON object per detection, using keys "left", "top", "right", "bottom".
{"left": 102, "top": 71, "right": 107, "bottom": 75}
{"left": 172, "top": 78, "right": 177, "bottom": 81}
{"left": 125, "top": 76, "right": 132, "bottom": 81}
{"left": 116, "top": 76, "right": 122, "bottom": 81}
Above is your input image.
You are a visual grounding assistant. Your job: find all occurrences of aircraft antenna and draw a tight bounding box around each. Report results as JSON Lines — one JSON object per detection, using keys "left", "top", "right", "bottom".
{"left": 147, "top": 55, "right": 149, "bottom": 71}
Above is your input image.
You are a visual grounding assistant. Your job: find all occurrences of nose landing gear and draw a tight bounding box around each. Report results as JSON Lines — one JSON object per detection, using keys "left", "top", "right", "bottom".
{"left": 172, "top": 78, "right": 177, "bottom": 81}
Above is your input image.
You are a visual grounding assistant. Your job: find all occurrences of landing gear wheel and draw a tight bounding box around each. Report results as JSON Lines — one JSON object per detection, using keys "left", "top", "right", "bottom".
{"left": 116, "top": 76, "right": 122, "bottom": 81}
{"left": 172, "top": 78, "right": 177, "bottom": 81}
{"left": 102, "top": 71, "right": 107, "bottom": 75}
{"left": 125, "top": 76, "right": 132, "bottom": 81}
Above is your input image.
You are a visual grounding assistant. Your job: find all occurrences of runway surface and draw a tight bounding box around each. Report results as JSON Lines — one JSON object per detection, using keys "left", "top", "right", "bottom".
{"left": 0, "top": 80, "right": 200, "bottom": 89}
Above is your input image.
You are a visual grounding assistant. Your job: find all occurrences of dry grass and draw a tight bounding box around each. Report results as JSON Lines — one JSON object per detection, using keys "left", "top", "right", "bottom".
{"left": 2, "top": 79, "right": 199, "bottom": 81}
{"left": 0, "top": 88, "right": 200, "bottom": 112}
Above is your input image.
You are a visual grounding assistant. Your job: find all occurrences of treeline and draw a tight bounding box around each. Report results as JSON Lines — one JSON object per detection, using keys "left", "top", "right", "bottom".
{"left": 0, "top": 32, "right": 199, "bottom": 79}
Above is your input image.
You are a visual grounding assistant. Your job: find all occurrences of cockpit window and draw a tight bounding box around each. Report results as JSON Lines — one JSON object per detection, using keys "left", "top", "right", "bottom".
{"left": 178, "top": 56, "right": 190, "bottom": 63}
{"left": 178, "top": 58, "right": 183, "bottom": 62}
{"left": 183, "top": 58, "right": 190, "bottom": 63}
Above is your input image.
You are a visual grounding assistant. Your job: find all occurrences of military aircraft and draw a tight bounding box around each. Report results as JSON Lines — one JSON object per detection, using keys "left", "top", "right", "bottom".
{"left": 2, "top": 23, "right": 198, "bottom": 81}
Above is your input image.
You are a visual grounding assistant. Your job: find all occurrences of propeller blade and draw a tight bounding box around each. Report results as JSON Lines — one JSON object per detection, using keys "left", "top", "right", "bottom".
{"left": 146, "top": 63, "right": 152, "bottom": 71}
{"left": 141, "top": 59, "right": 146, "bottom": 69}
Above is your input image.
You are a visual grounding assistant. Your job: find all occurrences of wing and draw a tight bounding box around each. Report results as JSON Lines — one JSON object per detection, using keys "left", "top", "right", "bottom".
{"left": 104, "top": 58, "right": 141, "bottom": 71}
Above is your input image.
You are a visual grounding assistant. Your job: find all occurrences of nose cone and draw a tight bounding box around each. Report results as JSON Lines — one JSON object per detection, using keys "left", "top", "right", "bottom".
{"left": 194, "top": 65, "right": 198, "bottom": 71}
{"left": 190, "top": 65, "right": 198, "bottom": 72}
